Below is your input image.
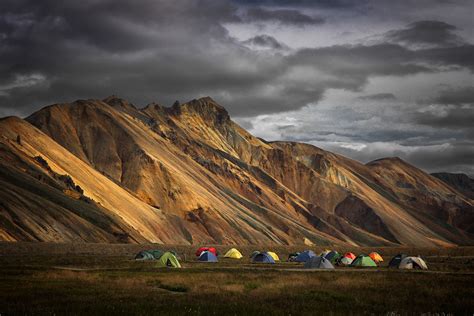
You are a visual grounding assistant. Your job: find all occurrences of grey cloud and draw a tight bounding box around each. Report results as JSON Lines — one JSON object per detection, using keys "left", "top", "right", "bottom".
{"left": 289, "top": 44, "right": 430, "bottom": 80}
{"left": 243, "top": 7, "right": 325, "bottom": 26}
{"left": 416, "top": 107, "right": 474, "bottom": 131}
{"left": 385, "top": 20, "right": 464, "bottom": 48}
{"left": 357, "top": 93, "right": 397, "bottom": 101}
{"left": 413, "top": 86, "right": 474, "bottom": 139}
{"left": 433, "top": 86, "right": 474, "bottom": 105}
{"left": 333, "top": 141, "right": 474, "bottom": 176}
{"left": 242, "top": 34, "right": 286, "bottom": 49}
{"left": 277, "top": 124, "right": 296, "bottom": 130}
{"left": 1, "top": 0, "right": 472, "bottom": 177}
{"left": 414, "top": 86, "right": 474, "bottom": 137}
{"left": 232, "top": 0, "right": 362, "bottom": 9}
{"left": 0, "top": 0, "right": 473, "bottom": 122}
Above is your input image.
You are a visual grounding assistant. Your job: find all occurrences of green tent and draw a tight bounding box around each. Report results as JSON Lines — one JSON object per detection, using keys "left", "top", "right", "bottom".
{"left": 350, "top": 254, "right": 377, "bottom": 267}
{"left": 156, "top": 251, "right": 181, "bottom": 268}
{"left": 324, "top": 251, "right": 341, "bottom": 264}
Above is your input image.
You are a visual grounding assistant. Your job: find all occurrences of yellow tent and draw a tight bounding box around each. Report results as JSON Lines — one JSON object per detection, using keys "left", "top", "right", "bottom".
{"left": 224, "top": 248, "right": 243, "bottom": 259}
{"left": 266, "top": 251, "right": 280, "bottom": 261}
{"left": 369, "top": 252, "right": 384, "bottom": 263}
{"left": 319, "top": 249, "right": 331, "bottom": 257}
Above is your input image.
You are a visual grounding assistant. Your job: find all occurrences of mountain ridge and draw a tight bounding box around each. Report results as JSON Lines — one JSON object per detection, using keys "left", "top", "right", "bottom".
{"left": 0, "top": 96, "right": 472, "bottom": 246}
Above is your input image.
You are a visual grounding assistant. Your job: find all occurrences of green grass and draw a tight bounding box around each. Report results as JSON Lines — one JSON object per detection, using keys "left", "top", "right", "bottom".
{"left": 1, "top": 243, "right": 474, "bottom": 315}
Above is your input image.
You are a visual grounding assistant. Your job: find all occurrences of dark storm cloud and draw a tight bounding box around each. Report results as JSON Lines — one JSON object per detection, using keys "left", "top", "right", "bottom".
{"left": 357, "top": 93, "right": 397, "bottom": 101}
{"left": 1, "top": 0, "right": 473, "bottom": 176}
{"left": 242, "top": 34, "right": 286, "bottom": 49}
{"left": 290, "top": 43, "right": 474, "bottom": 76}
{"left": 414, "top": 86, "right": 474, "bottom": 136}
{"left": 232, "top": 0, "right": 360, "bottom": 8}
{"left": 385, "top": 21, "right": 464, "bottom": 48}
{"left": 0, "top": 1, "right": 473, "bottom": 122}
{"left": 242, "top": 7, "right": 325, "bottom": 26}
{"left": 432, "top": 86, "right": 474, "bottom": 105}
{"left": 416, "top": 107, "right": 474, "bottom": 130}
{"left": 331, "top": 141, "right": 474, "bottom": 176}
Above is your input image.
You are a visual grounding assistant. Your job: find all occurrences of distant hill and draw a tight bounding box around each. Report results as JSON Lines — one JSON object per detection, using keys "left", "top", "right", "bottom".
{"left": 432, "top": 172, "right": 474, "bottom": 200}
{"left": 0, "top": 96, "right": 472, "bottom": 246}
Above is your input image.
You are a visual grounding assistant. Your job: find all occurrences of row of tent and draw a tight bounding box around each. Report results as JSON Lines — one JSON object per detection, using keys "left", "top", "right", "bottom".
{"left": 290, "top": 250, "right": 428, "bottom": 270}
{"left": 135, "top": 248, "right": 428, "bottom": 270}
{"left": 135, "top": 250, "right": 181, "bottom": 268}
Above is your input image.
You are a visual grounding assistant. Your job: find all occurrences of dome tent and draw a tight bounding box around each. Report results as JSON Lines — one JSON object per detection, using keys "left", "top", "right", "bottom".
{"left": 399, "top": 256, "right": 428, "bottom": 270}
{"left": 156, "top": 251, "right": 181, "bottom": 268}
{"left": 135, "top": 250, "right": 155, "bottom": 260}
{"left": 319, "top": 249, "right": 331, "bottom": 257}
{"left": 196, "top": 247, "right": 217, "bottom": 257}
{"left": 198, "top": 251, "right": 218, "bottom": 262}
{"left": 266, "top": 251, "right": 280, "bottom": 261}
{"left": 224, "top": 248, "right": 243, "bottom": 259}
{"left": 343, "top": 252, "right": 356, "bottom": 260}
{"left": 250, "top": 250, "right": 260, "bottom": 259}
{"left": 338, "top": 252, "right": 356, "bottom": 265}
{"left": 388, "top": 253, "right": 408, "bottom": 268}
{"left": 304, "top": 256, "right": 335, "bottom": 269}
{"left": 135, "top": 249, "right": 164, "bottom": 260}
{"left": 338, "top": 256, "right": 353, "bottom": 266}
{"left": 295, "top": 250, "right": 316, "bottom": 262}
{"left": 324, "top": 251, "right": 341, "bottom": 264}
{"left": 252, "top": 252, "right": 275, "bottom": 264}
{"left": 350, "top": 254, "right": 377, "bottom": 267}
{"left": 369, "top": 252, "right": 384, "bottom": 263}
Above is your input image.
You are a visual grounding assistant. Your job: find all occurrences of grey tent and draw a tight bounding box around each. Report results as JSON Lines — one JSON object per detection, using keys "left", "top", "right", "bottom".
{"left": 135, "top": 250, "right": 155, "bottom": 260}
{"left": 388, "top": 253, "right": 408, "bottom": 268}
{"left": 338, "top": 256, "right": 353, "bottom": 266}
{"left": 149, "top": 250, "right": 163, "bottom": 259}
{"left": 295, "top": 250, "right": 315, "bottom": 262}
{"left": 250, "top": 251, "right": 260, "bottom": 259}
{"left": 304, "top": 256, "right": 335, "bottom": 269}
{"left": 399, "top": 256, "right": 428, "bottom": 270}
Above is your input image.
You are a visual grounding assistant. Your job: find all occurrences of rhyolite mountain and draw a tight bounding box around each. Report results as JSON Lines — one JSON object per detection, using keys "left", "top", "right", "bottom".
{"left": 0, "top": 96, "right": 472, "bottom": 246}
{"left": 432, "top": 173, "right": 474, "bottom": 200}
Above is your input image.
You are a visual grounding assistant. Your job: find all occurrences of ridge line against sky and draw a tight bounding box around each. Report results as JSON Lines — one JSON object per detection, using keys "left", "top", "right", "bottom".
{"left": 0, "top": 0, "right": 473, "bottom": 175}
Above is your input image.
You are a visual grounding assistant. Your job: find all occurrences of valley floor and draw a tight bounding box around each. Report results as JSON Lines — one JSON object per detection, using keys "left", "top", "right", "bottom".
{"left": 1, "top": 243, "right": 474, "bottom": 315}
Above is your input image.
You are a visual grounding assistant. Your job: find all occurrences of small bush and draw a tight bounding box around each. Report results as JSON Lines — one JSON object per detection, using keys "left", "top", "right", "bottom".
{"left": 244, "top": 282, "right": 259, "bottom": 292}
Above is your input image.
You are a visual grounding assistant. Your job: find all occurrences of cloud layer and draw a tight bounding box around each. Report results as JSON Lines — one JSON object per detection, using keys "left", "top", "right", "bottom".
{"left": 0, "top": 0, "right": 473, "bottom": 175}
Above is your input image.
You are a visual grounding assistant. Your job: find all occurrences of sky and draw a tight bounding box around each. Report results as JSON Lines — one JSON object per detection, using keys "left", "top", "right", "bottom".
{"left": 0, "top": 0, "right": 473, "bottom": 175}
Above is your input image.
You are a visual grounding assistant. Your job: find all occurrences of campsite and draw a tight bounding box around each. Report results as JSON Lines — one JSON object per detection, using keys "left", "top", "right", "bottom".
{"left": 1, "top": 0, "right": 474, "bottom": 314}
{"left": 1, "top": 243, "right": 473, "bottom": 314}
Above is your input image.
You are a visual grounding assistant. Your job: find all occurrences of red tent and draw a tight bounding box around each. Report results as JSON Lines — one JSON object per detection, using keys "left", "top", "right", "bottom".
{"left": 195, "top": 247, "right": 217, "bottom": 257}
{"left": 344, "top": 252, "right": 356, "bottom": 260}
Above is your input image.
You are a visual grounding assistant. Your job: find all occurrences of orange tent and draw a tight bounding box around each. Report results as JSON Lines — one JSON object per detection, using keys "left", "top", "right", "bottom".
{"left": 369, "top": 252, "right": 383, "bottom": 263}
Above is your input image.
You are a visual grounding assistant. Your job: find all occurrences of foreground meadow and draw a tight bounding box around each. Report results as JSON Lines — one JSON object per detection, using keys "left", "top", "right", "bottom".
{"left": 1, "top": 243, "right": 473, "bottom": 315}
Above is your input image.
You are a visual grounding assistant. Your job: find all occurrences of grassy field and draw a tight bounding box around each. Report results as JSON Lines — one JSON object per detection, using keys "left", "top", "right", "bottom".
{"left": 1, "top": 243, "right": 474, "bottom": 315}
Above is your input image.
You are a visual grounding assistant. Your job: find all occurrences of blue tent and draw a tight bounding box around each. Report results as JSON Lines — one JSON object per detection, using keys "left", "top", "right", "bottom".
{"left": 295, "top": 250, "right": 316, "bottom": 262}
{"left": 252, "top": 252, "right": 275, "bottom": 264}
{"left": 198, "top": 251, "right": 218, "bottom": 262}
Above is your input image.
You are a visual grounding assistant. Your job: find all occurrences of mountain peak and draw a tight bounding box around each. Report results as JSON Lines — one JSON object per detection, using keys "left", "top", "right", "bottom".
{"left": 103, "top": 95, "right": 137, "bottom": 109}
{"left": 0, "top": 116, "right": 23, "bottom": 125}
{"left": 172, "top": 96, "right": 230, "bottom": 124}
{"left": 367, "top": 156, "right": 405, "bottom": 165}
